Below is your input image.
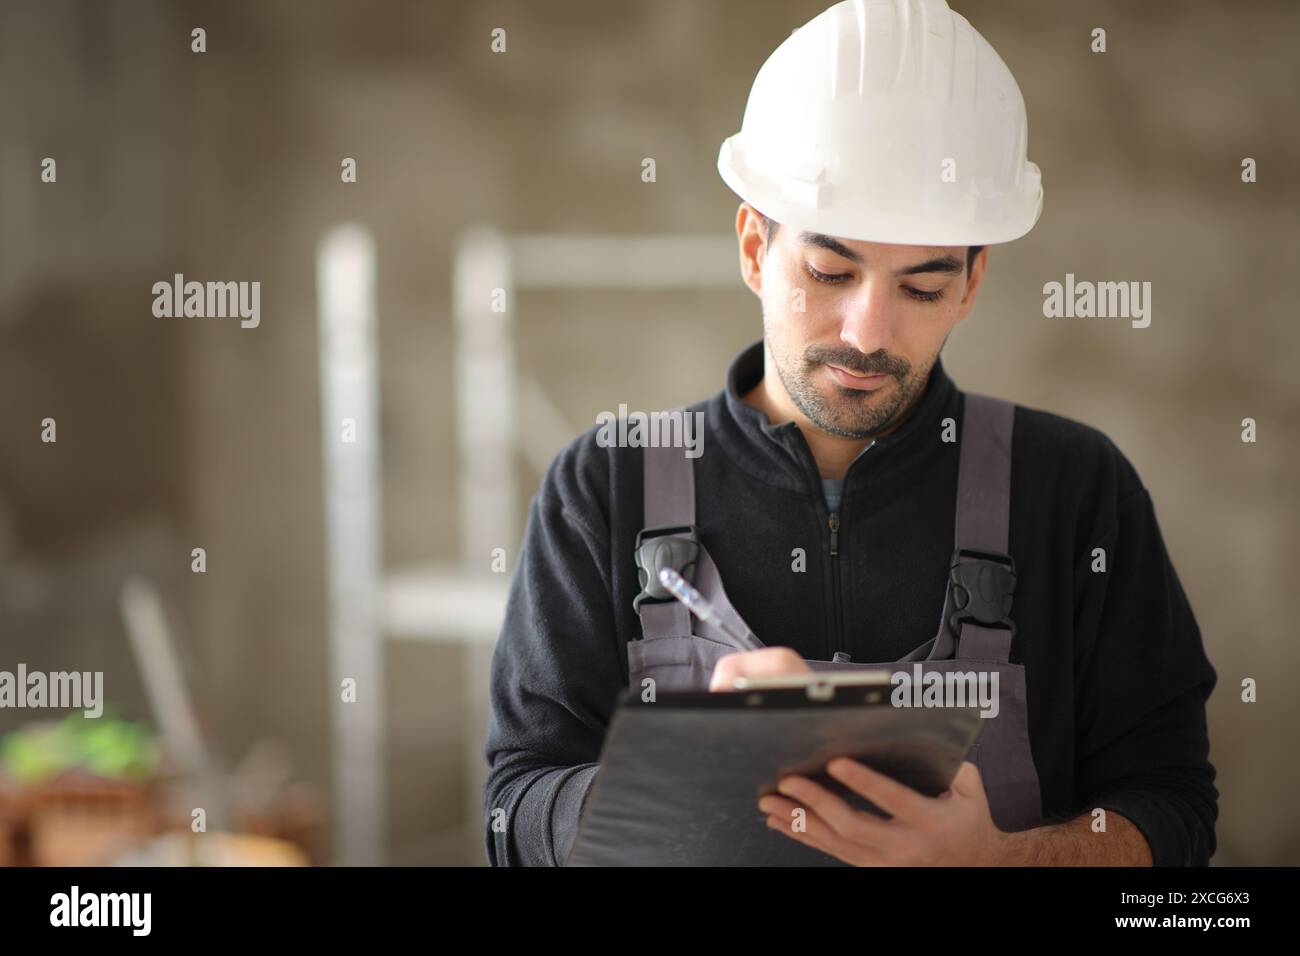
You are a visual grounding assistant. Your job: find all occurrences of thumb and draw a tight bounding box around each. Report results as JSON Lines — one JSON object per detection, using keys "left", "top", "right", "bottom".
{"left": 950, "top": 759, "right": 987, "bottom": 798}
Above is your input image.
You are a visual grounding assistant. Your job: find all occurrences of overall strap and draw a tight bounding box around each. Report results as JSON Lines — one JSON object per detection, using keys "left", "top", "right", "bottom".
{"left": 928, "top": 392, "right": 1018, "bottom": 663}
{"left": 634, "top": 438, "right": 758, "bottom": 646}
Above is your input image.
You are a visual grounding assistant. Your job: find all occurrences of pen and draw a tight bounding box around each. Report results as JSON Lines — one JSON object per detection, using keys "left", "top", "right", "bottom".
{"left": 657, "top": 567, "right": 764, "bottom": 652}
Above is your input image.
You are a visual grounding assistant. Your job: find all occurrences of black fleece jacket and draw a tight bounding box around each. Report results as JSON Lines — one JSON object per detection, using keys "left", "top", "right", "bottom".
{"left": 483, "top": 340, "right": 1218, "bottom": 866}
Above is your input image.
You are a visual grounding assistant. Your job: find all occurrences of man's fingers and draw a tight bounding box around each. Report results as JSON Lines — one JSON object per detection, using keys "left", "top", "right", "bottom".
{"left": 760, "top": 803, "right": 887, "bottom": 866}
{"left": 757, "top": 793, "right": 806, "bottom": 830}
{"left": 708, "top": 647, "right": 811, "bottom": 691}
{"left": 759, "top": 795, "right": 878, "bottom": 865}
{"left": 949, "top": 759, "right": 985, "bottom": 797}
{"left": 760, "top": 790, "right": 862, "bottom": 848}
{"left": 826, "top": 757, "right": 927, "bottom": 822}
{"left": 765, "top": 813, "right": 835, "bottom": 856}
{"left": 773, "top": 774, "right": 894, "bottom": 847}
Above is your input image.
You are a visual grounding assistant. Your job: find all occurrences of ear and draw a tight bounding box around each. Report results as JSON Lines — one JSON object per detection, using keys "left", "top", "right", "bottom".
{"left": 954, "top": 246, "right": 988, "bottom": 323}
{"left": 736, "top": 203, "right": 768, "bottom": 298}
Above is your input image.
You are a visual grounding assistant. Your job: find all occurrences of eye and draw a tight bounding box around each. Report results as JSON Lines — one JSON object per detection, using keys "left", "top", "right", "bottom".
{"left": 904, "top": 286, "right": 945, "bottom": 303}
{"left": 805, "top": 263, "right": 851, "bottom": 285}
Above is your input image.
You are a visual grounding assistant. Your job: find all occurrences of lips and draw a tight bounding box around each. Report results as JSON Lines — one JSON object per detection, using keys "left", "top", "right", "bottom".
{"left": 826, "top": 364, "right": 890, "bottom": 390}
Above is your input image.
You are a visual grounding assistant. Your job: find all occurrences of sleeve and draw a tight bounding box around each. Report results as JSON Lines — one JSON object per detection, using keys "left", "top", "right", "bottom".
{"left": 1071, "top": 481, "right": 1219, "bottom": 866}
{"left": 481, "top": 440, "right": 627, "bottom": 866}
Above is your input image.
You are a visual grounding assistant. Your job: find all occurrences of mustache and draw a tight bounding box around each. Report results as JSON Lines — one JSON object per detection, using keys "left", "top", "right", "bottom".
{"left": 804, "top": 346, "right": 909, "bottom": 379}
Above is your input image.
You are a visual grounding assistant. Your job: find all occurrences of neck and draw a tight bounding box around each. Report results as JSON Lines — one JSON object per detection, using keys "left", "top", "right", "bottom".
{"left": 742, "top": 340, "right": 924, "bottom": 481}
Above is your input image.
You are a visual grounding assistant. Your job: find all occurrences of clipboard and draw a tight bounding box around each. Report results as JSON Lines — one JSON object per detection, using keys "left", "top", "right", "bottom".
{"left": 564, "top": 671, "right": 983, "bottom": 866}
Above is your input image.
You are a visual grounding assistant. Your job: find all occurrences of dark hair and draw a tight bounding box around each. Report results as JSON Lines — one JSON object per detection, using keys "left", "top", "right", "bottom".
{"left": 759, "top": 213, "right": 983, "bottom": 275}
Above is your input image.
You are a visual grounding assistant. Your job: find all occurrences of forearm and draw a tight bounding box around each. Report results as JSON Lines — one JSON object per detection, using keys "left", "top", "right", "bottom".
{"left": 997, "top": 811, "right": 1153, "bottom": 866}
{"left": 486, "top": 762, "right": 600, "bottom": 866}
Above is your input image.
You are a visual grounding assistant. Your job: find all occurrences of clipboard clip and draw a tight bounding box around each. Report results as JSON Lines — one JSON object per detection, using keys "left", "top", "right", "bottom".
{"left": 806, "top": 680, "right": 837, "bottom": 702}
{"left": 732, "top": 670, "right": 892, "bottom": 697}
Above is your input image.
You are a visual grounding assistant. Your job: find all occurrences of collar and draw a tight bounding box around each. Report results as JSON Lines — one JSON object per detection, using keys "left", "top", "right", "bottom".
{"left": 711, "top": 339, "right": 960, "bottom": 494}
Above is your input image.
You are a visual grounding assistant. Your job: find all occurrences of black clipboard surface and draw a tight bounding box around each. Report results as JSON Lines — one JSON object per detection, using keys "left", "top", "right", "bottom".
{"left": 565, "top": 679, "right": 983, "bottom": 866}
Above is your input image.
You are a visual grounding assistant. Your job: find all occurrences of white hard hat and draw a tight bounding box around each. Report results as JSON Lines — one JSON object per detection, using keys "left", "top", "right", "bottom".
{"left": 717, "top": 0, "right": 1043, "bottom": 246}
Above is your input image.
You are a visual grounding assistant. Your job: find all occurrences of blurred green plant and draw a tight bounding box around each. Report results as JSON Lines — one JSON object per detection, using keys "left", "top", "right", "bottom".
{"left": 0, "top": 713, "right": 161, "bottom": 785}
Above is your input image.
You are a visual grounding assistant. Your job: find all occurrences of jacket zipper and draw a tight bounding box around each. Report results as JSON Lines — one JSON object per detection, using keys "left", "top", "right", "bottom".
{"left": 828, "top": 511, "right": 843, "bottom": 659}
{"left": 826, "top": 438, "right": 873, "bottom": 660}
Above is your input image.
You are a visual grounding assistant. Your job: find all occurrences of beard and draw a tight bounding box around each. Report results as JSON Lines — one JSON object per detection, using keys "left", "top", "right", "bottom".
{"left": 766, "top": 325, "right": 934, "bottom": 440}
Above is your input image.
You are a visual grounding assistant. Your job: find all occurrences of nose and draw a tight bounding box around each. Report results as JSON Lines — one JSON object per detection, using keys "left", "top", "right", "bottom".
{"left": 836, "top": 278, "right": 897, "bottom": 357}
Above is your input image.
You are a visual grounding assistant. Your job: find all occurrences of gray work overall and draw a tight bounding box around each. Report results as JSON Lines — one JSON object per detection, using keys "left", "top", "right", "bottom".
{"left": 627, "top": 393, "right": 1044, "bottom": 862}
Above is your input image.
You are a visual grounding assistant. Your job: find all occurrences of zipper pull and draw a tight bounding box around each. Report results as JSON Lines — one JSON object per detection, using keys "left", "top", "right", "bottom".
{"left": 828, "top": 513, "right": 839, "bottom": 557}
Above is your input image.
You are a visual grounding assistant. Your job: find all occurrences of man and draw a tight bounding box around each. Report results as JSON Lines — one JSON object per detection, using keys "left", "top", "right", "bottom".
{"left": 483, "top": 0, "right": 1217, "bottom": 866}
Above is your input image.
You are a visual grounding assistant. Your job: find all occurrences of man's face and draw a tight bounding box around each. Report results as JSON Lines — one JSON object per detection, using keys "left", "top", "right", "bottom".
{"left": 739, "top": 204, "right": 985, "bottom": 440}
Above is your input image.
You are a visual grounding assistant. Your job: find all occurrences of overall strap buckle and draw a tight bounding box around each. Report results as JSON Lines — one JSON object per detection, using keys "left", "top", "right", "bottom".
{"left": 633, "top": 525, "right": 700, "bottom": 613}
{"left": 948, "top": 547, "right": 1017, "bottom": 638}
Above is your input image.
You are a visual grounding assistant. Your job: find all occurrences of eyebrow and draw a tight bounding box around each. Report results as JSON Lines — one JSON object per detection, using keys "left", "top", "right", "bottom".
{"left": 798, "top": 231, "right": 964, "bottom": 276}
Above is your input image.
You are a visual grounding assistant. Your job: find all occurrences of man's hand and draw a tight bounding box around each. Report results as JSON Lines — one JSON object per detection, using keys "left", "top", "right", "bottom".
{"left": 757, "top": 757, "right": 1012, "bottom": 866}
{"left": 709, "top": 647, "right": 812, "bottom": 692}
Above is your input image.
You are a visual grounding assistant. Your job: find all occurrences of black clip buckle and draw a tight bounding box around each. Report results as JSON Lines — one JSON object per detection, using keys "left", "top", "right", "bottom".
{"left": 633, "top": 525, "right": 700, "bottom": 613}
{"left": 948, "top": 548, "right": 1016, "bottom": 637}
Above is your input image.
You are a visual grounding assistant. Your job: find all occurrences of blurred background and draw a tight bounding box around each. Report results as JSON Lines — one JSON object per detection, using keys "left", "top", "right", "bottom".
{"left": 0, "top": 0, "right": 1296, "bottom": 865}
